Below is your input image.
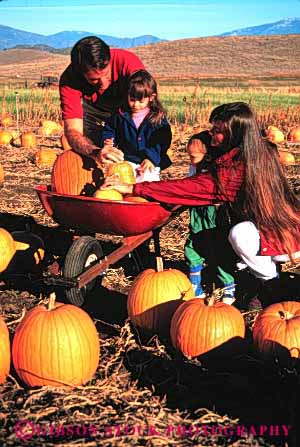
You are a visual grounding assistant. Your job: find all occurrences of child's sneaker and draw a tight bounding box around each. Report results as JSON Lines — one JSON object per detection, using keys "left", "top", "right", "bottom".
{"left": 221, "top": 296, "right": 236, "bottom": 305}
{"left": 221, "top": 282, "right": 236, "bottom": 305}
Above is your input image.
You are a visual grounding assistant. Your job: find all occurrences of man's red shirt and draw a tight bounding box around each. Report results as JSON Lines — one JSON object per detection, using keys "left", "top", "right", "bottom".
{"left": 59, "top": 49, "right": 145, "bottom": 120}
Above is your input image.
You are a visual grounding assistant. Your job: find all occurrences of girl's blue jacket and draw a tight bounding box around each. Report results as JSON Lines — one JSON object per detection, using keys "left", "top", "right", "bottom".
{"left": 101, "top": 108, "right": 172, "bottom": 169}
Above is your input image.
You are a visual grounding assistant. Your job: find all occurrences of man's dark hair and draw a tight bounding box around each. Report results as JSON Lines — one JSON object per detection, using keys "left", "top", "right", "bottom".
{"left": 71, "top": 36, "right": 111, "bottom": 73}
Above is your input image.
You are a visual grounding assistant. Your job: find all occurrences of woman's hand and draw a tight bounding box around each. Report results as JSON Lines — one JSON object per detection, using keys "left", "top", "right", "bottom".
{"left": 101, "top": 175, "right": 134, "bottom": 195}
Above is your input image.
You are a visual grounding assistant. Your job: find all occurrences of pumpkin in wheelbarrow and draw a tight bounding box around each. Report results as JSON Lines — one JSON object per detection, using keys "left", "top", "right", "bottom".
{"left": 51, "top": 150, "right": 104, "bottom": 196}
{"left": 127, "top": 257, "right": 195, "bottom": 336}
{"left": 107, "top": 161, "right": 136, "bottom": 184}
{"left": 93, "top": 189, "right": 123, "bottom": 200}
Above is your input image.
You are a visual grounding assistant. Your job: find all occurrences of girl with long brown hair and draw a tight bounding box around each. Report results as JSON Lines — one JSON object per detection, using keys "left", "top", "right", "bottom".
{"left": 101, "top": 102, "right": 300, "bottom": 300}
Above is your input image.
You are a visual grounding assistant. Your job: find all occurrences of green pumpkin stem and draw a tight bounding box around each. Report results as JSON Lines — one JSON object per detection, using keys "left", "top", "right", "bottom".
{"left": 205, "top": 295, "right": 215, "bottom": 306}
{"left": 48, "top": 293, "right": 56, "bottom": 311}
{"left": 156, "top": 256, "right": 164, "bottom": 272}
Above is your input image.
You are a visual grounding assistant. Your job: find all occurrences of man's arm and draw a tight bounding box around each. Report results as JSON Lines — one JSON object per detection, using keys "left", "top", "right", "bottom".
{"left": 64, "top": 118, "right": 123, "bottom": 164}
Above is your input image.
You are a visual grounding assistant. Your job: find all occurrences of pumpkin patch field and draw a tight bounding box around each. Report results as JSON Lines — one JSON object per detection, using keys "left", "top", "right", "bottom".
{"left": 0, "top": 102, "right": 300, "bottom": 446}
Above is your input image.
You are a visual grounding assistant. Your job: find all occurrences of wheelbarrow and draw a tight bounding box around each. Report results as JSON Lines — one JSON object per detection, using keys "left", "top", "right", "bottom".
{"left": 35, "top": 185, "right": 182, "bottom": 306}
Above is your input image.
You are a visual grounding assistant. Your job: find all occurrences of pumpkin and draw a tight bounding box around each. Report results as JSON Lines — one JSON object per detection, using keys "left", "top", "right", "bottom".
{"left": 61, "top": 134, "right": 72, "bottom": 151}
{"left": 12, "top": 293, "right": 100, "bottom": 387}
{"left": 0, "top": 163, "right": 4, "bottom": 186}
{"left": 0, "top": 228, "right": 29, "bottom": 273}
{"left": 252, "top": 301, "right": 300, "bottom": 359}
{"left": 0, "top": 315, "right": 10, "bottom": 384}
{"left": 0, "top": 130, "right": 12, "bottom": 145}
{"left": 170, "top": 296, "right": 245, "bottom": 359}
{"left": 288, "top": 127, "right": 300, "bottom": 143}
{"left": 5, "top": 231, "right": 45, "bottom": 274}
{"left": 124, "top": 195, "right": 148, "bottom": 202}
{"left": 51, "top": 150, "right": 104, "bottom": 196}
{"left": 35, "top": 148, "right": 59, "bottom": 168}
{"left": 166, "top": 147, "right": 174, "bottom": 159}
{"left": 107, "top": 161, "right": 136, "bottom": 184}
{"left": 21, "top": 131, "right": 37, "bottom": 149}
{"left": 40, "top": 120, "right": 63, "bottom": 136}
{"left": 266, "top": 126, "right": 284, "bottom": 144}
{"left": 93, "top": 189, "right": 123, "bottom": 201}
{"left": 0, "top": 114, "right": 13, "bottom": 128}
{"left": 127, "top": 257, "right": 194, "bottom": 335}
{"left": 278, "top": 150, "right": 295, "bottom": 166}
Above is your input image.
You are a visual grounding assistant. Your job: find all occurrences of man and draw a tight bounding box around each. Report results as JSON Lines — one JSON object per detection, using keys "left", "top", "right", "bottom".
{"left": 59, "top": 36, "right": 145, "bottom": 164}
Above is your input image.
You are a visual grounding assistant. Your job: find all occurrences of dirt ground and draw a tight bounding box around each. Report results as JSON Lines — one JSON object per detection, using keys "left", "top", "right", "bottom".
{"left": 0, "top": 132, "right": 300, "bottom": 447}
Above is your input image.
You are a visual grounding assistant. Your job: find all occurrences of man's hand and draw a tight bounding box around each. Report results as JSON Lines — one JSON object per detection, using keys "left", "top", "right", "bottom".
{"left": 97, "top": 138, "right": 124, "bottom": 164}
{"left": 101, "top": 174, "right": 133, "bottom": 195}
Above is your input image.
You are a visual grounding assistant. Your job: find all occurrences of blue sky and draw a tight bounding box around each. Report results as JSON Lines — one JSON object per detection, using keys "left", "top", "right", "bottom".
{"left": 0, "top": 0, "right": 299, "bottom": 39}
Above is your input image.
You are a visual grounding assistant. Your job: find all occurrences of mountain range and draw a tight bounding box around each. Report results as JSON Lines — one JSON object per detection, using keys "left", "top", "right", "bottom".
{"left": 0, "top": 17, "right": 299, "bottom": 51}
{"left": 219, "top": 17, "right": 300, "bottom": 36}
{"left": 0, "top": 25, "right": 165, "bottom": 50}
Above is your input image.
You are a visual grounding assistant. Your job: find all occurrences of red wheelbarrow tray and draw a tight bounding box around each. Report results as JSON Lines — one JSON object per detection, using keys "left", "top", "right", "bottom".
{"left": 35, "top": 185, "right": 174, "bottom": 237}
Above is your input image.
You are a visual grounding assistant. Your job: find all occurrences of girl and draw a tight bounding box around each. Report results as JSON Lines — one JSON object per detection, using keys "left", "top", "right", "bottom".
{"left": 101, "top": 69, "right": 172, "bottom": 182}
{"left": 101, "top": 102, "right": 300, "bottom": 305}
{"left": 185, "top": 130, "right": 235, "bottom": 303}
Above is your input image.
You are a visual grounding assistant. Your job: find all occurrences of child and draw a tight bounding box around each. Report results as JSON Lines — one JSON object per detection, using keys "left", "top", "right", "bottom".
{"left": 101, "top": 69, "right": 172, "bottom": 182}
{"left": 185, "top": 130, "right": 236, "bottom": 303}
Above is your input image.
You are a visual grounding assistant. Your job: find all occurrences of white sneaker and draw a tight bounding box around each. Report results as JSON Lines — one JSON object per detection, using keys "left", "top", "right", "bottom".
{"left": 221, "top": 297, "right": 236, "bottom": 305}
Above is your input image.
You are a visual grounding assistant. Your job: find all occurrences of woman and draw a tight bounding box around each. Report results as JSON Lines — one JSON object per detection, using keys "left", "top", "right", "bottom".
{"left": 102, "top": 102, "right": 300, "bottom": 300}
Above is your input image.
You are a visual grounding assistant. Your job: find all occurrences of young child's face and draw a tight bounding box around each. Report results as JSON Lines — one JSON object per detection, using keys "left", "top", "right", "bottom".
{"left": 128, "top": 95, "right": 153, "bottom": 112}
{"left": 209, "top": 120, "right": 227, "bottom": 146}
{"left": 187, "top": 140, "right": 206, "bottom": 165}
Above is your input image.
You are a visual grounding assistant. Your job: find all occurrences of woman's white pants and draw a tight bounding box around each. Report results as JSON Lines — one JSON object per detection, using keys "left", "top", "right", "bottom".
{"left": 228, "top": 221, "right": 300, "bottom": 281}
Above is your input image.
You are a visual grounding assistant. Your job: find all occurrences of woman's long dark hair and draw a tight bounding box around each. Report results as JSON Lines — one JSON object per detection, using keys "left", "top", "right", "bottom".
{"left": 127, "top": 70, "right": 166, "bottom": 125}
{"left": 210, "top": 102, "right": 300, "bottom": 259}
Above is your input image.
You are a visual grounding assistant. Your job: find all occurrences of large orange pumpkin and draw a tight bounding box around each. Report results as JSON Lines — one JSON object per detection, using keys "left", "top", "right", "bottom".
{"left": 0, "top": 315, "right": 10, "bottom": 384}
{"left": 278, "top": 150, "right": 295, "bottom": 166}
{"left": 0, "top": 130, "right": 12, "bottom": 145}
{"left": 21, "top": 132, "right": 37, "bottom": 149}
{"left": 127, "top": 257, "right": 194, "bottom": 335}
{"left": 252, "top": 301, "right": 300, "bottom": 359}
{"left": 12, "top": 294, "right": 100, "bottom": 387}
{"left": 51, "top": 150, "right": 104, "bottom": 196}
{"left": 288, "top": 127, "right": 300, "bottom": 143}
{"left": 170, "top": 296, "right": 245, "bottom": 359}
{"left": 107, "top": 161, "right": 136, "bottom": 184}
{"left": 35, "top": 148, "right": 59, "bottom": 168}
{"left": 0, "top": 228, "right": 29, "bottom": 273}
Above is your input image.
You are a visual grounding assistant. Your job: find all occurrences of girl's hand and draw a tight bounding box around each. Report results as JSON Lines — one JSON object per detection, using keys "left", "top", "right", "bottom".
{"left": 101, "top": 175, "right": 134, "bottom": 195}
{"left": 137, "top": 159, "right": 155, "bottom": 174}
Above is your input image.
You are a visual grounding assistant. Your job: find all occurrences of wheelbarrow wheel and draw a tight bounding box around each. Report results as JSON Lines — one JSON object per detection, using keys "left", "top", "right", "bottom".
{"left": 63, "top": 236, "right": 103, "bottom": 306}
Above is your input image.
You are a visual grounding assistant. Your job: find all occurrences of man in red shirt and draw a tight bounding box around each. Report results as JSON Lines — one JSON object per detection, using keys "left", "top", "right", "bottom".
{"left": 59, "top": 36, "right": 145, "bottom": 164}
